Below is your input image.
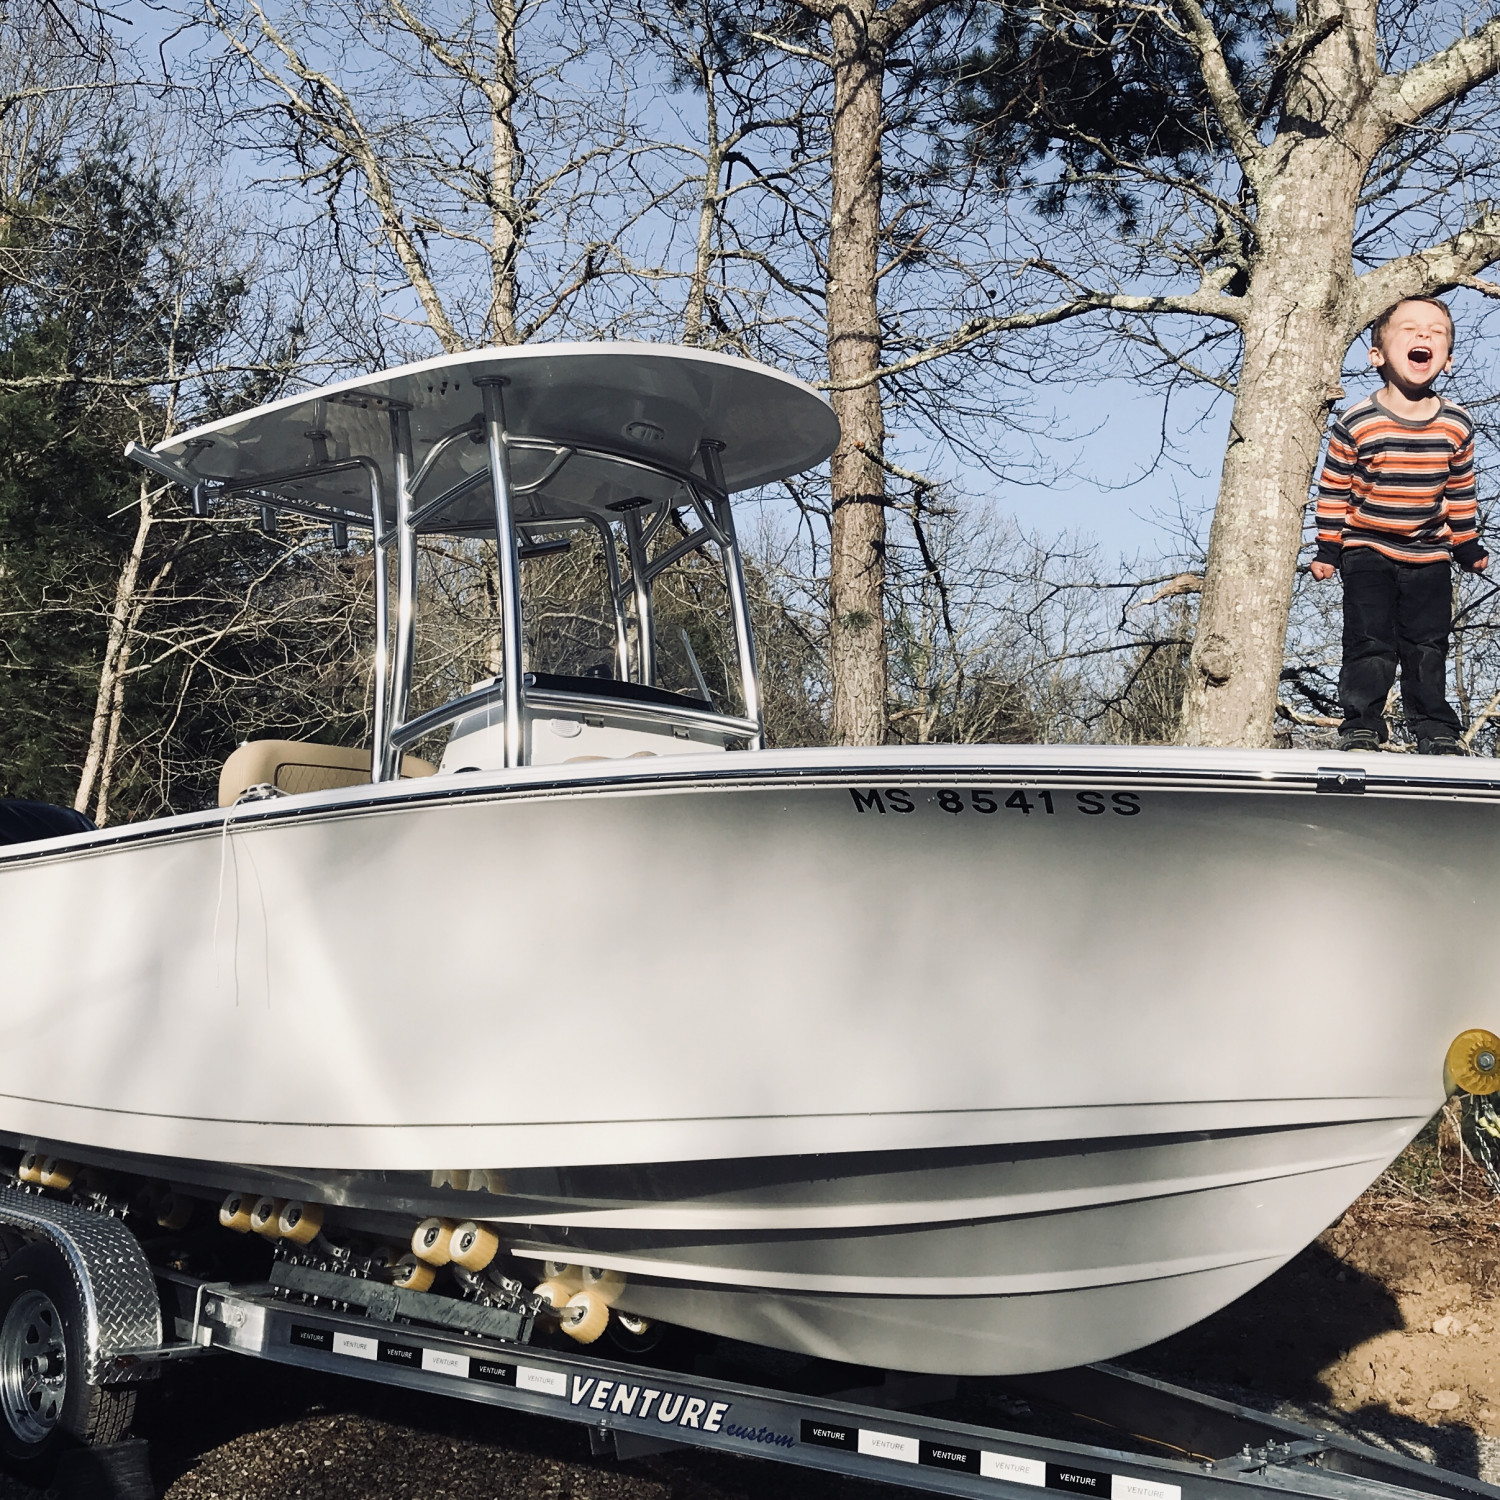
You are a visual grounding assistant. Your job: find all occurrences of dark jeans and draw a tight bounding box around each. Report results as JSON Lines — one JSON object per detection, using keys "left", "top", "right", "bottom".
{"left": 1338, "top": 549, "right": 1460, "bottom": 740}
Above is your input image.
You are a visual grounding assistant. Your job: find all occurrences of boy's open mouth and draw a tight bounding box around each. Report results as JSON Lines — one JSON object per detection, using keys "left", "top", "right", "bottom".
{"left": 1410, "top": 346, "right": 1433, "bottom": 368}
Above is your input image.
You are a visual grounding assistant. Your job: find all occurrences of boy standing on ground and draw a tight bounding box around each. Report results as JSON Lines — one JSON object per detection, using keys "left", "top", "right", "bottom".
{"left": 1311, "top": 296, "right": 1488, "bottom": 754}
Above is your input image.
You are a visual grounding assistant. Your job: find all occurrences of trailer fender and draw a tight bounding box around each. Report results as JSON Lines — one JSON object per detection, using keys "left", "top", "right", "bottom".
{"left": 0, "top": 1186, "right": 161, "bottom": 1384}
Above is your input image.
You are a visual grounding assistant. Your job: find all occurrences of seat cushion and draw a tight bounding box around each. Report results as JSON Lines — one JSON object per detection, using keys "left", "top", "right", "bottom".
{"left": 218, "top": 741, "right": 435, "bottom": 807}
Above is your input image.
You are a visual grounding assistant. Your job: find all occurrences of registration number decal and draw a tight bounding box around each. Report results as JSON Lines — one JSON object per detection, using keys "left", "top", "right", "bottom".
{"left": 848, "top": 788, "right": 1142, "bottom": 817}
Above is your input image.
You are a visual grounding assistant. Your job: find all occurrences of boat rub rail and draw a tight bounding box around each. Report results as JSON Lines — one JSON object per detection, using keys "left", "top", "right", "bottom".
{"left": 1, "top": 756, "right": 1496, "bottom": 866}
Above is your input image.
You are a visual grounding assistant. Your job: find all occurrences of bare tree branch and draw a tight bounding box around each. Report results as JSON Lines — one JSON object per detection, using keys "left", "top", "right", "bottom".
{"left": 1380, "top": 18, "right": 1500, "bottom": 135}
{"left": 1353, "top": 207, "right": 1500, "bottom": 330}
{"left": 1135, "top": 0, "right": 1262, "bottom": 178}
{"left": 205, "top": 0, "right": 465, "bottom": 350}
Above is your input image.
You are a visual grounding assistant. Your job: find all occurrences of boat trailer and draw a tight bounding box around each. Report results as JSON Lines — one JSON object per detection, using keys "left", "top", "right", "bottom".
{"left": 0, "top": 1188, "right": 1492, "bottom": 1500}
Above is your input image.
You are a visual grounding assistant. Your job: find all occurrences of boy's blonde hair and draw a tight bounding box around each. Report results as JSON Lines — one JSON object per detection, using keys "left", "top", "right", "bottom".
{"left": 1370, "top": 296, "right": 1455, "bottom": 352}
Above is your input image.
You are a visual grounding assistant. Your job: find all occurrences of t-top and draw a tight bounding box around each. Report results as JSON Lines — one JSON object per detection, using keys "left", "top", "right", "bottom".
{"left": 1314, "top": 394, "right": 1485, "bottom": 567}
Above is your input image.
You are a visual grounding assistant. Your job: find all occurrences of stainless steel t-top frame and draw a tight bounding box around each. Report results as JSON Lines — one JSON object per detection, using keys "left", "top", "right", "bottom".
{"left": 479, "top": 379, "right": 524, "bottom": 774}
{"left": 126, "top": 393, "right": 765, "bottom": 779}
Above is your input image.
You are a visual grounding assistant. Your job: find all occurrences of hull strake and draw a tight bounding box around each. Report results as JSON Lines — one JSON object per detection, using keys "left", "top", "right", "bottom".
{"left": 0, "top": 1112, "right": 1419, "bottom": 1374}
{"left": 0, "top": 743, "right": 1488, "bottom": 1371}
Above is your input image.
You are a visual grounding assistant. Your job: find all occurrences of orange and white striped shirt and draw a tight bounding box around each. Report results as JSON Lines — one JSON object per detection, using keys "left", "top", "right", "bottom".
{"left": 1314, "top": 395, "right": 1484, "bottom": 567}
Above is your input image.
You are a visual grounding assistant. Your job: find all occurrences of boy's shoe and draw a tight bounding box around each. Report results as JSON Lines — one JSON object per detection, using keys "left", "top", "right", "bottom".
{"left": 1417, "top": 736, "right": 1467, "bottom": 755}
{"left": 1336, "top": 728, "right": 1381, "bottom": 752}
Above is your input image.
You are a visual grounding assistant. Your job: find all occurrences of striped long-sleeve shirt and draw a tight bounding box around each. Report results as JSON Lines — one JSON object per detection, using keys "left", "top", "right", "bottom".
{"left": 1314, "top": 395, "right": 1486, "bottom": 567}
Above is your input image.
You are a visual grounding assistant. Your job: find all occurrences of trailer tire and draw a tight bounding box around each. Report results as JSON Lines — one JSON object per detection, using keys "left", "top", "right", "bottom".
{"left": 0, "top": 1242, "right": 134, "bottom": 1484}
{"left": 608, "top": 1312, "right": 663, "bottom": 1354}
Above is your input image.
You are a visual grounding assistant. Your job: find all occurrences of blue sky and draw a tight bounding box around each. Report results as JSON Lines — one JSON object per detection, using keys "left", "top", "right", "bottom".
{"left": 128, "top": 3, "right": 1500, "bottom": 575}
{"left": 992, "top": 377, "right": 1229, "bottom": 561}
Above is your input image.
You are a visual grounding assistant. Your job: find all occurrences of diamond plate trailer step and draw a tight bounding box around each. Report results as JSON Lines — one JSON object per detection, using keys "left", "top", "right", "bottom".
{"left": 151, "top": 1273, "right": 1500, "bottom": 1500}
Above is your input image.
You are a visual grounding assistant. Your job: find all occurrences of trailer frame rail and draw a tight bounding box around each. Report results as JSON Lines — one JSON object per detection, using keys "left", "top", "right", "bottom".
{"left": 150, "top": 1271, "right": 1499, "bottom": 1500}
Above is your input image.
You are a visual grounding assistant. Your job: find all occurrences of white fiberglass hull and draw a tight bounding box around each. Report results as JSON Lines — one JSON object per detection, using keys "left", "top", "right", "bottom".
{"left": 0, "top": 745, "right": 1484, "bottom": 1373}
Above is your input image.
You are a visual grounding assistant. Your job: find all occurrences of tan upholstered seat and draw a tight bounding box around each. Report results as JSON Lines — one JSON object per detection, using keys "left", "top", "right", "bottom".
{"left": 218, "top": 741, "right": 436, "bottom": 807}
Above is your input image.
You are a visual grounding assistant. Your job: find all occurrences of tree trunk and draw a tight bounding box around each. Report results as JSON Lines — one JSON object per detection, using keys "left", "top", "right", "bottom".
{"left": 1178, "top": 14, "right": 1371, "bottom": 747}
{"left": 75, "top": 482, "right": 152, "bottom": 813}
{"left": 682, "top": 58, "right": 721, "bottom": 348}
{"left": 484, "top": 541, "right": 506, "bottom": 677}
{"left": 1177, "top": 267, "right": 1353, "bottom": 746}
{"left": 488, "top": 0, "right": 522, "bottom": 345}
{"left": 91, "top": 630, "right": 133, "bottom": 827}
{"left": 826, "top": 5, "right": 889, "bottom": 746}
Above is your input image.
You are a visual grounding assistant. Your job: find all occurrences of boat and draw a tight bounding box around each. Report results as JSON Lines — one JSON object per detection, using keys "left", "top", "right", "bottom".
{"left": 0, "top": 340, "right": 1493, "bottom": 1377}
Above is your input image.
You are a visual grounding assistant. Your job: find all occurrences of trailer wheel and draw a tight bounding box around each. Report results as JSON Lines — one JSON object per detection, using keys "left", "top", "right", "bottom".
{"left": 0, "top": 1243, "right": 134, "bottom": 1483}
{"left": 392, "top": 1255, "right": 435, "bottom": 1293}
{"left": 608, "top": 1312, "right": 663, "bottom": 1354}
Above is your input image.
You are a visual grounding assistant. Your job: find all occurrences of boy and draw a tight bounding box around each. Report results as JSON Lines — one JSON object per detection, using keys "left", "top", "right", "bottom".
{"left": 1311, "top": 296, "right": 1488, "bottom": 754}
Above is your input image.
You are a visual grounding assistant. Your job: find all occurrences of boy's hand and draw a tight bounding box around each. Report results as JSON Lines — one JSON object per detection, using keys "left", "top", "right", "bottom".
{"left": 1467, "top": 555, "right": 1489, "bottom": 572}
{"left": 1310, "top": 560, "right": 1336, "bottom": 581}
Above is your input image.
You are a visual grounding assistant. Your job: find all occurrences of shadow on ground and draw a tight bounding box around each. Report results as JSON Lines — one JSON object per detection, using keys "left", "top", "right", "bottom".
{"left": 1128, "top": 1243, "right": 1403, "bottom": 1397}
{"left": 1123, "top": 1239, "right": 1489, "bottom": 1480}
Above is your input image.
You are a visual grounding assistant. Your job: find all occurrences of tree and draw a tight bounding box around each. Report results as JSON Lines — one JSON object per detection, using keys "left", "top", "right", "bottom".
{"left": 791, "top": 0, "right": 937, "bottom": 746}
{"left": 643, "top": 0, "right": 1085, "bottom": 746}
{"left": 948, "top": 0, "right": 1500, "bottom": 747}
{"left": 622, "top": 0, "right": 825, "bottom": 352}
{"left": 190, "top": 0, "right": 651, "bottom": 354}
{"left": 0, "top": 146, "right": 237, "bottom": 810}
{"left": 740, "top": 0, "right": 958, "bottom": 746}
{"left": 203, "top": 0, "right": 1086, "bottom": 749}
{"left": 0, "top": 114, "right": 353, "bottom": 821}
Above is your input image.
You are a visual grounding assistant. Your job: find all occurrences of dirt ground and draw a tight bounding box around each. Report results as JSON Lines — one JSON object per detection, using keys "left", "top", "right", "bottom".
{"left": 1126, "top": 1193, "right": 1500, "bottom": 1475}
{"left": 1122, "top": 1108, "right": 1500, "bottom": 1480}
{"left": 17, "top": 1119, "right": 1500, "bottom": 1498}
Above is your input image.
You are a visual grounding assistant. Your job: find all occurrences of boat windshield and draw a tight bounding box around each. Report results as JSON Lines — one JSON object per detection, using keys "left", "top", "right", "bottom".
{"left": 400, "top": 448, "right": 747, "bottom": 759}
